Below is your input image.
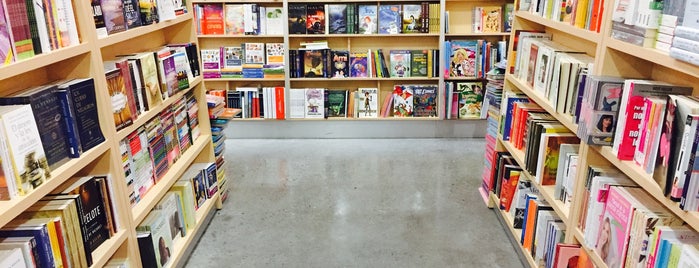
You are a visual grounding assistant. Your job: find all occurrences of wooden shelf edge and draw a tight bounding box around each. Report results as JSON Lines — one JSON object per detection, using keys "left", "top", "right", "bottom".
{"left": 0, "top": 44, "right": 91, "bottom": 80}
{"left": 494, "top": 206, "right": 539, "bottom": 268}
{"left": 605, "top": 38, "right": 699, "bottom": 79}
{"left": 116, "top": 77, "right": 202, "bottom": 141}
{"left": 132, "top": 134, "right": 212, "bottom": 224}
{"left": 89, "top": 229, "right": 129, "bottom": 268}
{"left": 506, "top": 75, "right": 578, "bottom": 134}
{"left": 204, "top": 78, "right": 285, "bottom": 82}
{"left": 572, "top": 228, "right": 609, "bottom": 268}
{"left": 197, "top": 34, "right": 284, "bottom": 38}
{"left": 98, "top": 14, "right": 193, "bottom": 48}
{"left": 594, "top": 146, "right": 699, "bottom": 231}
{"left": 192, "top": 0, "right": 281, "bottom": 3}
{"left": 164, "top": 192, "right": 219, "bottom": 268}
{"left": 515, "top": 11, "right": 601, "bottom": 43}
{"left": 0, "top": 142, "right": 110, "bottom": 228}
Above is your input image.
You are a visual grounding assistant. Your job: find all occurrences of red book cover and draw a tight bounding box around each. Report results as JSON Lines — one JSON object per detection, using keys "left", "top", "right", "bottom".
{"left": 115, "top": 59, "right": 139, "bottom": 122}
{"left": 275, "top": 87, "right": 285, "bottom": 119}
{"left": 202, "top": 4, "right": 224, "bottom": 35}
{"left": 499, "top": 165, "right": 522, "bottom": 212}
{"left": 589, "top": 0, "right": 603, "bottom": 32}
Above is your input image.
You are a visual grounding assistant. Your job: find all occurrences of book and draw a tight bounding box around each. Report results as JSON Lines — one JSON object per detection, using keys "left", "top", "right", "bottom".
{"left": 378, "top": 4, "right": 401, "bottom": 34}
{"left": 327, "top": 4, "right": 347, "bottom": 34}
{"left": 105, "top": 66, "right": 134, "bottom": 131}
{"left": 389, "top": 50, "right": 411, "bottom": 78}
{"left": 265, "top": 43, "right": 284, "bottom": 66}
{"left": 392, "top": 85, "right": 414, "bottom": 117}
{"left": 357, "top": 88, "right": 378, "bottom": 118}
{"left": 535, "top": 133, "right": 579, "bottom": 186}
{"left": 325, "top": 90, "right": 347, "bottom": 118}
{"left": 55, "top": 78, "right": 105, "bottom": 157}
{"left": 0, "top": 237, "right": 36, "bottom": 268}
{"left": 357, "top": 4, "right": 377, "bottom": 34}
{"left": 410, "top": 50, "right": 428, "bottom": 77}
{"left": 304, "top": 88, "right": 324, "bottom": 119}
{"left": 456, "top": 81, "right": 484, "bottom": 119}
{"left": 301, "top": 49, "right": 327, "bottom": 78}
{"left": 449, "top": 40, "right": 478, "bottom": 78}
{"left": 481, "top": 6, "right": 502, "bottom": 33}
{"left": 139, "top": 0, "right": 159, "bottom": 25}
{"left": 264, "top": 7, "right": 284, "bottom": 35}
{"left": 349, "top": 53, "right": 368, "bottom": 77}
{"left": 288, "top": 3, "right": 306, "bottom": 34}
{"left": 413, "top": 85, "right": 438, "bottom": 117}
{"left": 402, "top": 4, "right": 422, "bottom": 33}
{"left": 0, "top": 222, "right": 54, "bottom": 268}
{"left": 224, "top": 4, "right": 244, "bottom": 35}
{"left": 330, "top": 50, "right": 349, "bottom": 78}
{"left": 137, "top": 210, "right": 173, "bottom": 268}
{"left": 101, "top": 0, "right": 126, "bottom": 35}
{"left": 306, "top": 4, "right": 325, "bottom": 34}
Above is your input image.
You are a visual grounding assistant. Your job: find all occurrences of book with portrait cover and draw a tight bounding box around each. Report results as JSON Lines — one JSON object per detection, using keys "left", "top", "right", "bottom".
{"left": 357, "top": 4, "right": 377, "bottom": 34}
{"left": 357, "top": 88, "right": 378, "bottom": 118}
{"left": 449, "top": 40, "right": 478, "bottom": 78}
{"left": 306, "top": 4, "right": 325, "bottom": 34}
{"left": 402, "top": 4, "right": 422, "bottom": 33}
{"left": 392, "top": 85, "right": 414, "bottom": 117}
{"left": 535, "top": 133, "right": 579, "bottom": 186}
{"left": 350, "top": 52, "right": 368, "bottom": 77}
{"left": 101, "top": 0, "right": 127, "bottom": 34}
{"left": 378, "top": 4, "right": 401, "bottom": 34}
{"left": 155, "top": 192, "right": 184, "bottom": 241}
{"left": 596, "top": 186, "right": 635, "bottom": 268}
{"left": 137, "top": 210, "right": 173, "bottom": 268}
{"left": 324, "top": 90, "right": 347, "bottom": 118}
{"left": 288, "top": 3, "right": 306, "bottom": 34}
{"left": 330, "top": 50, "right": 349, "bottom": 78}
{"left": 327, "top": 4, "right": 347, "bottom": 34}
{"left": 413, "top": 85, "right": 437, "bottom": 117}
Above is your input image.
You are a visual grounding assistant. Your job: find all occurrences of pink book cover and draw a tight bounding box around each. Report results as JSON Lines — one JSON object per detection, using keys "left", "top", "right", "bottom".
{"left": 617, "top": 90, "right": 646, "bottom": 160}
{"left": 555, "top": 244, "right": 581, "bottom": 268}
{"left": 0, "top": 2, "right": 11, "bottom": 64}
{"left": 634, "top": 98, "right": 655, "bottom": 167}
{"left": 596, "top": 186, "right": 633, "bottom": 268}
{"left": 643, "top": 99, "right": 666, "bottom": 172}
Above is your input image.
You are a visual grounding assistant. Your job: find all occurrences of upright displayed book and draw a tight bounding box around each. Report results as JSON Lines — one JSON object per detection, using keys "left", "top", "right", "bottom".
{"left": 378, "top": 4, "right": 401, "bottom": 34}
{"left": 392, "top": 85, "right": 414, "bottom": 117}
{"left": 304, "top": 88, "right": 324, "bottom": 119}
{"left": 357, "top": 4, "right": 377, "bottom": 34}
{"left": 357, "top": 88, "right": 378, "bottom": 118}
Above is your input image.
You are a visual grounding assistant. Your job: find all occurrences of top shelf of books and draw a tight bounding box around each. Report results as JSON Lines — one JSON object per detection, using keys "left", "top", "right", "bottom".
{"left": 515, "top": 11, "right": 601, "bottom": 43}
{"left": 605, "top": 38, "right": 699, "bottom": 79}
{"left": 97, "top": 14, "right": 194, "bottom": 48}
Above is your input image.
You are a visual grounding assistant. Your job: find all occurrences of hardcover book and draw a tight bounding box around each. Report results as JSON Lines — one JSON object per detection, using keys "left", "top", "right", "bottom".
{"left": 57, "top": 176, "right": 111, "bottom": 254}
{"left": 357, "top": 4, "right": 378, "bottom": 34}
{"left": 413, "top": 85, "right": 437, "bottom": 117}
{"left": 123, "top": 0, "right": 143, "bottom": 29}
{"left": 402, "top": 4, "right": 422, "bottom": 33}
{"left": 325, "top": 90, "right": 347, "bottom": 118}
{"left": 101, "top": 0, "right": 126, "bottom": 34}
{"left": 105, "top": 67, "right": 134, "bottom": 131}
{"left": 378, "top": 4, "right": 401, "bottom": 34}
{"left": 410, "top": 50, "right": 428, "bottom": 77}
{"left": 306, "top": 4, "right": 325, "bottom": 34}
{"left": 456, "top": 81, "right": 484, "bottom": 119}
{"left": 244, "top": 43, "right": 264, "bottom": 64}
{"left": 0, "top": 222, "right": 55, "bottom": 268}
{"left": 301, "top": 49, "right": 327, "bottom": 78}
{"left": 139, "top": 0, "right": 159, "bottom": 25}
{"left": 327, "top": 4, "right": 347, "bottom": 34}
{"left": 56, "top": 79, "right": 105, "bottom": 155}
{"left": 392, "top": 85, "right": 414, "bottom": 117}
{"left": 137, "top": 210, "right": 173, "bottom": 268}
{"left": 224, "top": 4, "right": 244, "bottom": 35}
{"left": 449, "top": 40, "right": 478, "bottom": 78}
{"left": 288, "top": 3, "right": 307, "bottom": 34}
{"left": 265, "top": 7, "right": 284, "bottom": 35}
{"left": 134, "top": 52, "right": 164, "bottom": 107}
{"left": 349, "top": 53, "right": 368, "bottom": 77}
{"left": 389, "top": 50, "right": 411, "bottom": 78}
{"left": 331, "top": 50, "right": 349, "bottom": 78}
{"left": 357, "top": 88, "right": 378, "bottom": 118}
{"left": 304, "top": 88, "right": 324, "bottom": 119}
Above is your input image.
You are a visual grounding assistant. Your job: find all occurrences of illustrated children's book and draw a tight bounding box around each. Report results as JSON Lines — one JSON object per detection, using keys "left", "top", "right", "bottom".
{"left": 456, "top": 81, "right": 484, "bottom": 118}
{"left": 350, "top": 52, "right": 368, "bottom": 77}
{"left": 357, "top": 5, "right": 378, "bottom": 34}
{"left": 306, "top": 4, "right": 325, "bottom": 34}
{"left": 327, "top": 4, "right": 347, "bottom": 34}
{"left": 389, "top": 50, "right": 411, "bottom": 78}
{"left": 449, "top": 40, "right": 478, "bottom": 78}
{"left": 357, "top": 88, "right": 378, "bottom": 118}
{"left": 402, "top": 4, "right": 422, "bottom": 33}
{"left": 378, "top": 4, "right": 401, "bottom": 34}
{"left": 304, "top": 88, "right": 324, "bottom": 118}
{"left": 392, "top": 85, "right": 414, "bottom": 117}
{"left": 413, "top": 85, "right": 437, "bottom": 117}
{"left": 331, "top": 50, "right": 349, "bottom": 78}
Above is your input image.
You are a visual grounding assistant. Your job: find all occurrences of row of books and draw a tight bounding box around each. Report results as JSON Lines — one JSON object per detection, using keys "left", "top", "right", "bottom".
{"left": 193, "top": 3, "right": 282, "bottom": 36}
{"left": 289, "top": 2, "right": 439, "bottom": 35}
{"left": 200, "top": 43, "right": 284, "bottom": 79}
{"left": 205, "top": 90, "right": 230, "bottom": 201}
{"left": 223, "top": 87, "right": 286, "bottom": 120}
{"left": 609, "top": 0, "right": 683, "bottom": 50}
{"left": 0, "top": 78, "right": 106, "bottom": 200}
{"left": 0, "top": 0, "right": 79, "bottom": 64}
{"left": 471, "top": 5, "right": 513, "bottom": 33}
{"left": 445, "top": 39, "right": 507, "bottom": 79}
{"left": 120, "top": 92, "right": 201, "bottom": 207}
{"left": 93, "top": 0, "right": 186, "bottom": 38}
{"left": 518, "top": 0, "right": 605, "bottom": 32}
{"left": 0, "top": 175, "right": 119, "bottom": 267}
{"left": 137, "top": 162, "right": 218, "bottom": 268}
{"left": 444, "top": 81, "right": 486, "bottom": 119}
{"left": 107, "top": 42, "right": 201, "bottom": 131}
{"left": 290, "top": 48, "right": 439, "bottom": 79}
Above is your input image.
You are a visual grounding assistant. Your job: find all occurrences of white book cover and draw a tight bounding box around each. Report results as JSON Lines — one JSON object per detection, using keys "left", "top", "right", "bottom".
{"left": 265, "top": 7, "right": 284, "bottom": 35}
{"left": 678, "top": 245, "right": 699, "bottom": 268}
{"left": 0, "top": 248, "right": 25, "bottom": 268}
{"left": 304, "top": 88, "right": 324, "bottom": 118}
{"left": 156, "top": 0, "right": 177, "bottom": 21}
{"left": 0, "top": 238, "right": 33, "bottom": 268}
{"left": 32, "top": 0, "right": 52, "bottom": 52}
{"left": 56, "top": 0, "right": 80, "bottom": 47}
{"left": 155, "top": 192, "right": 184, "bottom": 242}
{"left": 244, "top": 43, "right": 265, "bottom": 64}
{"left": 357, "top": 88, "right": 378, "bottom": 118}
{"left": 514, "top": 33, "right": 551, "bottom": 81}
{"left": 224, "top": 4, "right": 245, "bottom": 35}
{"left": 289, "top": 89, "right": 306, "bottom": 119}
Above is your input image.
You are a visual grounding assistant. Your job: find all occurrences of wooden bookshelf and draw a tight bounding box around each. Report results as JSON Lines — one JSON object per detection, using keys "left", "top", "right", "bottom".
{"left": 514, "top": 11, "right": 601, "bottom": 43}
{"left": 198, "top": 34, "right": 286, "bottom": 38}
{"left": 571, "top": 228, "right": 608, "bottom": 268}
{"left": 0, "top": 44, "right": 92, "bottom": 80}
{"left": 163, "top": 193, "right": 219, "bottom": 268}
{"left": 505, "top": 75, "right": 578, "bottom": 134}
{"left": 445, "top": 33, "right": 511, "bottom": 37}
{"left": 204, "top": 78, "right": 286, "bottom": 82}
{"left": 90, "top": 230, "right": 129, "bottom": 268}
{"left": 491, "top": 194, "right": 539, "bottom": 268}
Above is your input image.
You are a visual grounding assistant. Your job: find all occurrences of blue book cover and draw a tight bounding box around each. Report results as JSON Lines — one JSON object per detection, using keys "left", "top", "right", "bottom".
{"left": 449, "top": 40, "right": 479, "bottom": 78}
{"left": 378, "top": 4, "right": 401, "bottom": 34}
{"left": 502, "top": 96, "right": 530, "bottom": 141}
{"left": 357, "top": 4, "right": 377, "bottom": 34}
{"left": 327, "top": 4, "right": 347, "bottom": 34}
{"left": 0, "top": 225, "right": 54, "bottom": 268}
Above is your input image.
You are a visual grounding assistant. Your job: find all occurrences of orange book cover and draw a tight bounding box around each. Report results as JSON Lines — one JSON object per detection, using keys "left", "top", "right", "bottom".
{"left": 588, "top": 0, "right": 603, "bottom": 32}
{"left": 509, "top": 102, "right": 522, "bottom": 143}
{"left": 522, "top": 198, "right": 539, "bottom": 250}
{"left": 275, "top": 87, "right": 285, "bottom": 120}
{"left": 577, "top": 247, "right": 594, "bottom": 268}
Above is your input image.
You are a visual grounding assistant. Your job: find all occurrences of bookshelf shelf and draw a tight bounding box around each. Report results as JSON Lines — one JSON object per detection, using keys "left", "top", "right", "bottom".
{"left": 288, "top": 33, "right": 441, "bottom": 38}
{"left": 115, "top": 77, "right": 203, "bottom": 140}
{"left": 0, "top": 141, "right": 110, "bottom": 227}
{"left": 132, "top": 134, "right": 212, "bottom": 224}
{"left": 0, "top": 44, "right": 91, "bottom": 80}
{"left": 90, "top": 230, "right": 129, "bottom": 268}
{"left": 97, "top": 14, "right": 194, "bottom": 48}
{"left": 197, "top": 34, "right": 285, "bottom": 38}
{"left": 205, "top": 78, "right": 286, "bottom": 82}
{"left": 445, "top": 32, "right": 511, "bottom": 37}
{"left": 505, "top": 75, "right": 578, "bottom": 134}
{"left": 289, "top": 77, "right": 439, "bottom": 81}
{"left": 163, "top": 193, "right": 219, "bottom": 268}
{"left": 514, "top": 11, "right": 601, "bottom": 43}
{"left": 595, "top": 146, "right": 699, "bottom": 231}
{"left": 572, "top": 229, "right": 608, "bottom": 268}
{"left": 605, "top": 38, "right": 699, "bottom": 79}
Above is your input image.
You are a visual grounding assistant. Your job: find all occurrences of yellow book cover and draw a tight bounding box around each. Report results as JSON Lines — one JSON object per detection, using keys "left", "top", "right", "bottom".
{"left": 574, "top": 0, "right": 589, "bottom": 29}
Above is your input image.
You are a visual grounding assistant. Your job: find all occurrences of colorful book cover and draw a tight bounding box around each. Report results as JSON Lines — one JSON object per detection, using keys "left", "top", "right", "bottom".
{"left": 123, "top": 0, "right": 143, "bottom": 29}
{"left": 221, "top": 46, "right": 243, "bottom": 73}
{"left": 392, "top": 85, "right": 414, "bottom": 117}
{"left": 4, "top": 0, "right": 35, "bottom": 60}
{"left": 265, "top": 43, "right": 284, "bottom": 65}
{"left": 244, "top": 43, "right": 264, "bottom": 64}
{"left": 224, "top": 4, "right": 244, "bottom": 35}
{"left": 413, "top": 85, "right": 437, "bottom": 117}
{"left": 499, "top": 165, "right": 522, "bottom": 211}
{"left": 389, "top": 50, "right": 411, "bottom": 78}
{"left": 201, "top": 4, "right": 224, "bottom": 34}
{"left": 61, "top": 177, "right": 111, "bottom": 254}
{"left": 135, "top": 52, "right": 163, "bottom": 107}
{"left": 0, "top": 3, "right": 11, "bottom": 64}
{"left": 288, "top": 3, "right": 306, "bottom": 34}
{"left": 504, "top": 3, "right": 514, "bottom": 32}
{"left": 301, "top": 49, "right": 326, "bottom": 77}
{"left": 596, "top": 186, "right": 632, "bottom": 268}
{"left": 327, "top": 4, "right": 347, "bottom": 34}
{"left": 449, "top": 40, "right": 478, "bottom": 78}
{"left": 201, "top": 48, "right": 221, "bottom": 78}
{"left": 357, "top": 4, "right": 377, "bottom": 34}
{"left": 304, "top": 88, "right": 324, "bottom": 118}
{"left": 331, "top": 50, "right": 349, "bottom": 78}
{"left": 160, "top": 55, "right": 179, "bottom": 98}
{"left": 402, "top": 4, "right": 422, "bottom": 33}
{"left": 456, "top": 81, "right": 484, "bottom": 119}
{"left": 325, "top": 90, "right": 347, "bottom": 117}
{"left": 306, "top": 4, "right": 325, "bottom": 34}
{"left": 105, "top": 68, "right": 133, "bottom": 131}
{"left": 378, "top": 4, "right": 401, "bottom": 34}
{"left": 139, "top": 0, "right": 159, "bottom": 25}
{"left": 350, "top": 53, "right": 368, "bottom": 77}
{"left": 137, "top": 210, "right": 173, "bottom": 268}
{"left": 481, "top": 6, "right": 502, "bottom": 33}
{"left": 358, "top": 88, "right": 378, "bottom": 118}
{"left": 536, "top": 133, "right": 579, "bottom": 186}
{"left": 410, "top": 50, "right": 428, "bottom": 77}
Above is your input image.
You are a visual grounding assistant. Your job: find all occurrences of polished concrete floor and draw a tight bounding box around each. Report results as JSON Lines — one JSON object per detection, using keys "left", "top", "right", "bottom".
{"left": 185, "top": 139, "right": 524, "bottom": 268}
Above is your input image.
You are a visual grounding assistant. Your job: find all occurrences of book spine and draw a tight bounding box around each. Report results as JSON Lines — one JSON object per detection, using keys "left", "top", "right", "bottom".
{"left": 56, "top": 89, "right": 82, "bottom": 157}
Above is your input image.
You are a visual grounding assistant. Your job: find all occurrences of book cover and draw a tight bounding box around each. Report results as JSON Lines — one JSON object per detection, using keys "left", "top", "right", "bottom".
{"left": 288, "top": 3, "right": 306, "bottom": 34}
{"left": 201, "top": 4, "right": 223, "bottom": 34}
{"left": 265, "top": 43, "right": 284, "bottom": 65}
{"left": 511, "top": 180, "right": 536, "bottom": 228}
{"left": 243, "top": 43, "right": 264, "bottom": 64}
{"left": 134, "top": 52, "right": 163, "bottom": 108}
{"left": 159, "top": 55, "right": 179, "bottom": 98}
{"left": 304, "top": 88, "right": 324, "bottom": 118}
{"left": 358, "top": 88, "right": 378, "bottom": 118}
{"left": 535, "top": 133, "right": 579, "bottom": 186}
{"left": 0, "top": 224, "right": 54, "bottom": 268}
{"left": 155, "top": 0, "right": 176, "bottom": 22}
{"left": 224, "top": 4, "right": 244, "bottom": 35}
{"left": 504, "top": 3, "right": 514, "bottom": 32}
{"left": 331, "top": 50, "right": 349, "bottom": 78}
{"left": 596, "top": 186, "right": 632, "bottom": 268}
{"left": 306, "top": 4, "right": 325, "bottom": 34}
{"left": 0, "top": 3, "right": 11, "bottom": 64}
{"left": 263, "top": 7, "right": 283, "bottom": 35}
{"left": 410, "top": 50, "right": 428, "bottom": 77}
{"left": 378, "top": 4, "right": 401, "bottom": 34}
{"left": 392, "top": 85, "right": 414, "bottom": 117}
{"left": 350, "top": 53, "right": 368, "bottom": 77}
{"left": 105, "top": 67, "right": 134, "bottom": 131}
{"left": 413, "top": 85, "right": 437, "bottom": 117}
{"left": 302, "top": 49, "right": 327, "bottom": 78}
{"left": 123, "top": 0, "right": 143, "bottom": 29}
{"left": 357, "top": 4, "right": 377, "bottom": 34}
{"left": 456, "top": 81, "right": 484, "bottom": 119}
{"left": 3, "top": 0, "right": 34, "bottom": 61}
{"left": 139, "top": 0, "right": 158, "bottom": 25}
{"left": 137, "top": 210, "right": 173, "bottom": 268}
{"left": 101, "top": 0, "right": 126, "bottom": 35}
{"left": 389, "top": 50, "right": 411, "bottom": 78}
{"left": 327, "top": 4, "right": 347, "bottom": 34}
{"left": 482, "top": 6, "right": 502, "bottom": 32}
{"left": 402, "top": 4, "right": 422, "bottom": 33}
{"left": 499, "top": 165, "right": 522, "bottom": 211}
{"left": 325, "top": 90, "right": 347, "bottom": 118}
{"left": 57, "top": 79, "right": 105, "bottom": 154}
{"left": 554, "top": 244, "right": 581, "bottom": 268}
{"left": 154, "top": 192, "right": 183, "bottom": 241}
{"left": 449, "top": 40, "right": 478, "bottom": 78}
{"left": 59, "top": 176, "right": 111, "bottom": 254}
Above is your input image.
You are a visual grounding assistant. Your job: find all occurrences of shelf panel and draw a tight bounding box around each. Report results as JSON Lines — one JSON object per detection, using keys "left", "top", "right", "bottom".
{"left": 97, "top": 14, "right": 193, "bottom": 48}
{"left": 506, "top": 75, "right": 578, "bottom": 135}
{"left": 515, "top": 11, "right": 601, "bottom": 43}
{"left": 606, "top": 38, "right": 699, "bottom": 79}
{"left": 116, "top": 77, "right": 202, "bottom": 141}
{"left": 197, "top": 34, "right": 284, "bottom": 38}
{"left": 89, "top": 229, "right": 128, "bottom": 268}
{"left": 445, "top": 32, "right": 511, "bottom": 37}
{"left": 572, "top": 228, "right": 609, "bottom": 268}
{"left": 289, "top": 33, "right": 440, "bottom": 38}
{"left": 594, "top": 146, "right": 699, "bottom": 231}
{"left": 164, "top": 192, "right": 218, "bottom": 268}
{"left": 290, "top": 77, "right": 439, "bottom": 81}
{"left": 499, "top": 137, "right": 571, "bottom": 224}
{"left": 0, "top": 44, "right": 91, "bottom": 81}
{"left": 132, "top": 134, "right": 212, "bottom": 224}
{"left": 0, "top": 142, "right": 110, "bottom": 228}
{"left": 204, "top": 78, "right": 285, "bottom": 82}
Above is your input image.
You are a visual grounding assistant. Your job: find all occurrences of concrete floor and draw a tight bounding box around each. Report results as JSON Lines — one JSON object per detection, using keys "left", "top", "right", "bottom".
{"left": 184, "top": 139, "right": 524, "bottom": 268}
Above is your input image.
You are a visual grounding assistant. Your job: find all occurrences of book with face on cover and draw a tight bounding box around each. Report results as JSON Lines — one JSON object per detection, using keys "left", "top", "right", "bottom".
{"left": 357, "top": 88, "right": 378, "bottom": 118}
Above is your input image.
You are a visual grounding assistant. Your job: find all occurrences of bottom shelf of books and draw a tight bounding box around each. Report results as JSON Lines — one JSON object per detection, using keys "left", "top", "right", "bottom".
{"left": 490, "top": 193, "right": 538, "bottom": 268}
{"left": 164, "top": 192, "right": 218, "bottom": 268}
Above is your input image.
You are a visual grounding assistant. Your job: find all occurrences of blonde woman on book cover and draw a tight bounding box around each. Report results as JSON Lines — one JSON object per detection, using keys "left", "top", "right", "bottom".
{"left": 596, "top": 217, "right": 618, "bottom": 268}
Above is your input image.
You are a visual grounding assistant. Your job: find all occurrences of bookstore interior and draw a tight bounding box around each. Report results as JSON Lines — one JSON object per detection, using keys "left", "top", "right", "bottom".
{"left": 2, "top": 0, "right": 699, "bottom": 267}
